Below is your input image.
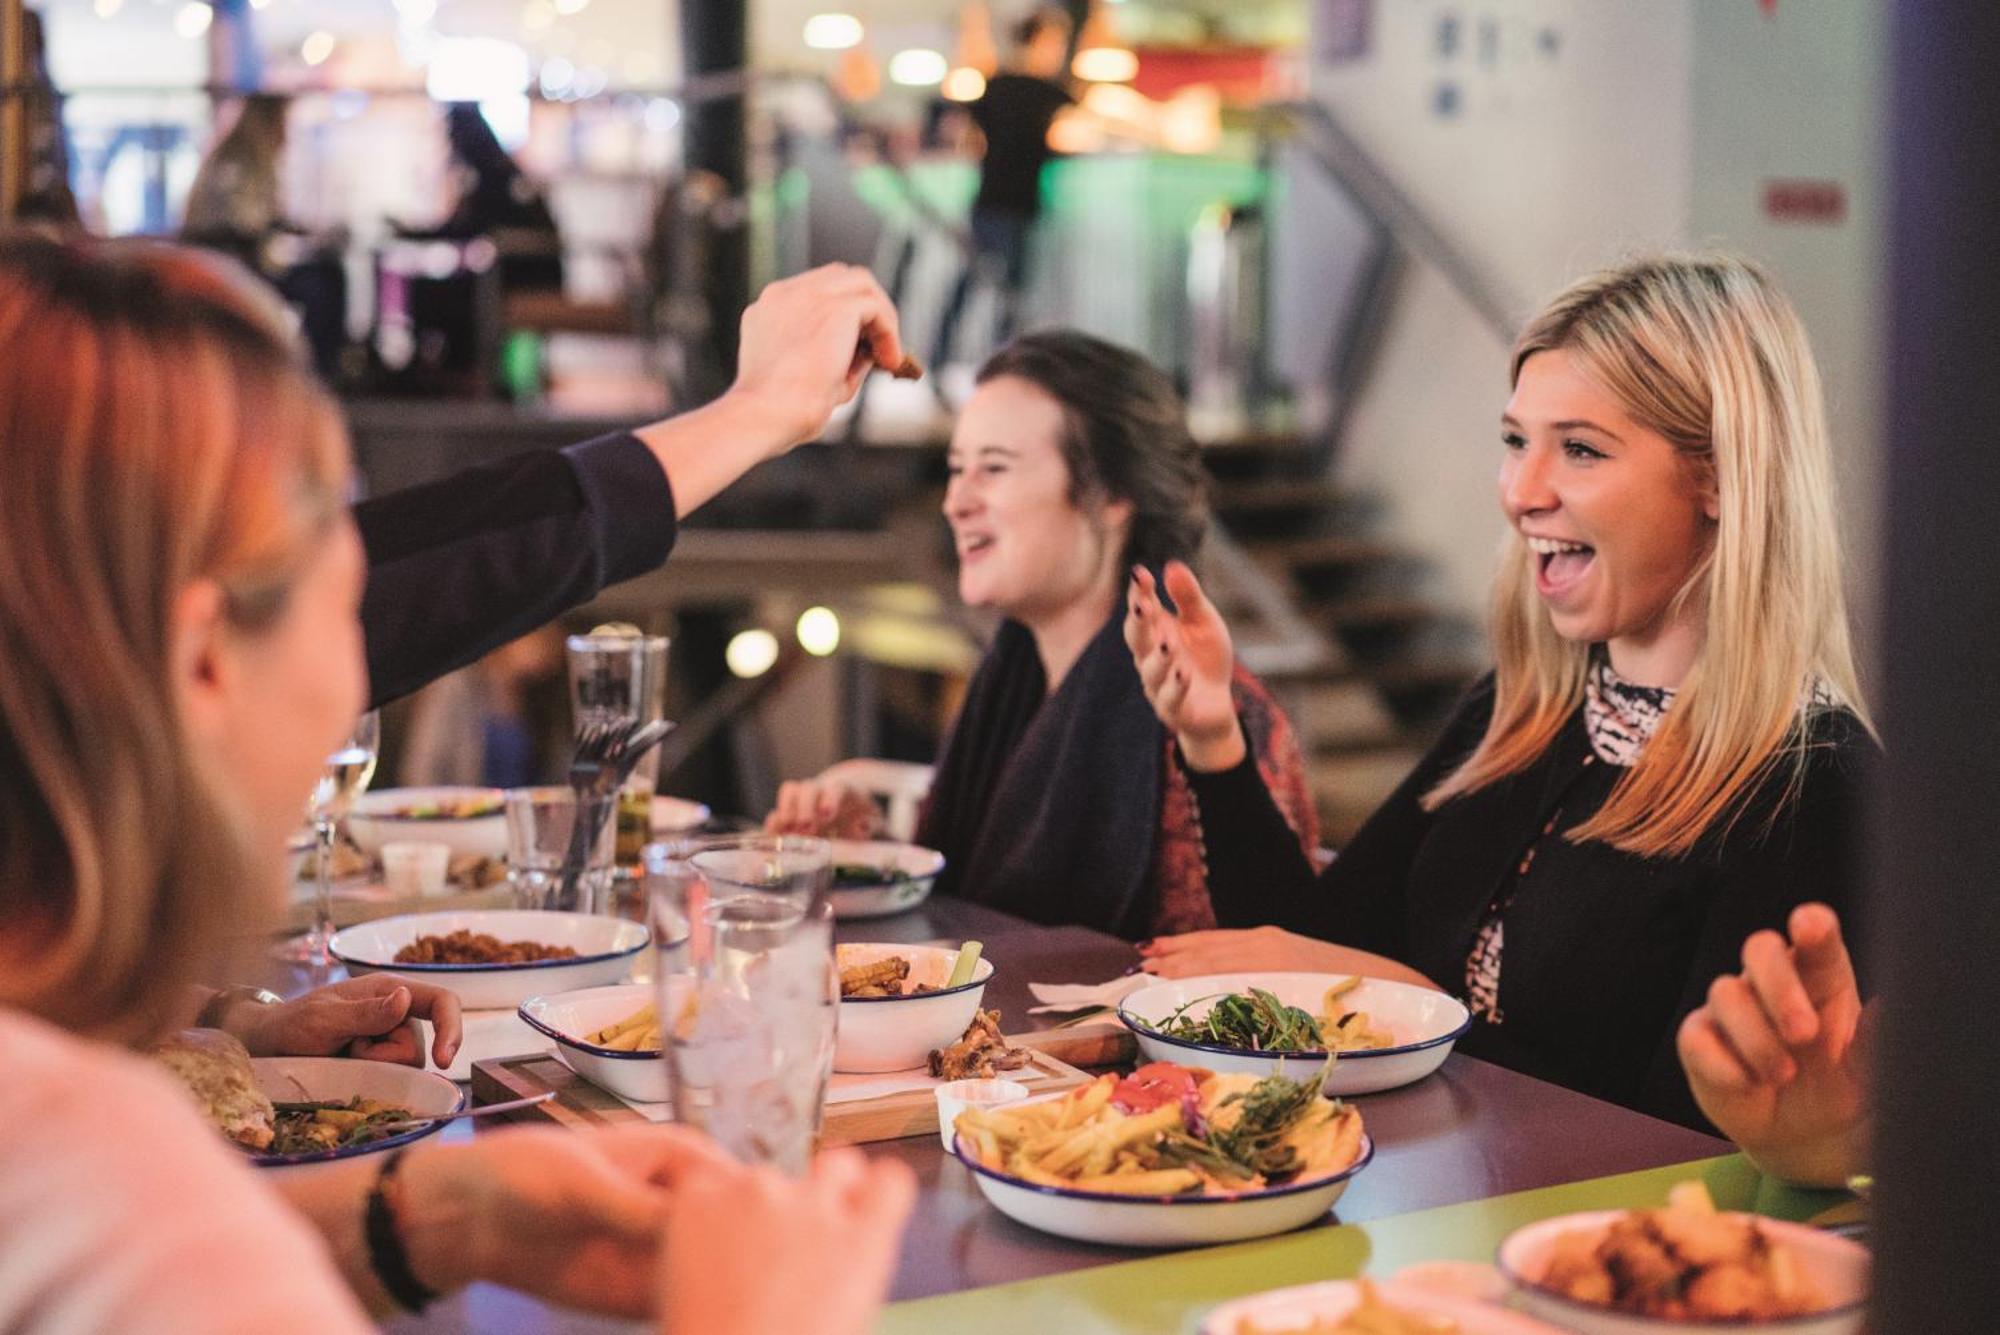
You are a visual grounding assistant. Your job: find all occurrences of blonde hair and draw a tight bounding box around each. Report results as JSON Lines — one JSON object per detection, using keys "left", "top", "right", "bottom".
{"left": 1424, "top": 253, "right": 1871, "bottom": 857}
{"left": 0, "top": 233, "right": 347, "bottom": 1045}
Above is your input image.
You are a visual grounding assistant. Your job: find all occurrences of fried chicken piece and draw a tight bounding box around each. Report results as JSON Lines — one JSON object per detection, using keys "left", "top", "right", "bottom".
{"left": 927, "top": 1009, "right": 1030, "bottom": 1080}
{"left": 839, "top": 956, "right": 911, "bottom": 997}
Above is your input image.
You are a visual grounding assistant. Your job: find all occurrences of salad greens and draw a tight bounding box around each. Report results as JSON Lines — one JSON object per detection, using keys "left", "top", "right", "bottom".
{"left": 1154, "top": 987, "right": 1326, "bottom": 1053}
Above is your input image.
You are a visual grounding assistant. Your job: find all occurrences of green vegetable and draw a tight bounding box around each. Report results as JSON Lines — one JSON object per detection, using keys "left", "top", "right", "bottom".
{"left": 1155, "top": 988, "right": 1327, "bottom": 1052}
{"left": 945, "top": 940, "right": 983, "bottom": 989}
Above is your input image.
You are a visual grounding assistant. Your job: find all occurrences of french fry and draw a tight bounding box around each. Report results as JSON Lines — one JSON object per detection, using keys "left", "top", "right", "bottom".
{"left": 1067, "top": 1168, "right": 1202, "bottom": 1196}
{"left": 587, "top": 1003, "right": 657, "bottom": 1046}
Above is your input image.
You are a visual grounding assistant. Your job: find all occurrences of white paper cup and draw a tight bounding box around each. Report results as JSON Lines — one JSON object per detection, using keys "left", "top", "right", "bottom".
{"left": 382, "top": 841, "right": 451, "bottom": 898}
{"left": 935, "top": 1078, "right": 1030, "bottom": 1151}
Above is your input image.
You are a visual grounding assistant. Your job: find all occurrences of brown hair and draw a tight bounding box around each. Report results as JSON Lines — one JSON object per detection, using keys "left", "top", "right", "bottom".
{"left": 0, "top": 233, "right": 348, "bottom": 1045}
{"left": 977, "top": 329, "right": 1208, "bottom": 571}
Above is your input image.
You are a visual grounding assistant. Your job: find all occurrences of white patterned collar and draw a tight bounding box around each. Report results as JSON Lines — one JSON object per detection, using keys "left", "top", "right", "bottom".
{"left": 1583, "top": 657, "right": 1674, "bottom": 767}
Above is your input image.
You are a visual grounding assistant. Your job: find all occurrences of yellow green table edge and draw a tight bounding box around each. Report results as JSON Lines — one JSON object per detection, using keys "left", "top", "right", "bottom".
{"left": 877, "top": 1155, "right": 1856, "bottom": 1334}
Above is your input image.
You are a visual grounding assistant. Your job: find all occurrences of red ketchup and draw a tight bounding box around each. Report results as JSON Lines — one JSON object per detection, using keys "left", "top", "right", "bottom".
{"left": 1112, "top": 1062, "right": 1204, "bottom": 1132}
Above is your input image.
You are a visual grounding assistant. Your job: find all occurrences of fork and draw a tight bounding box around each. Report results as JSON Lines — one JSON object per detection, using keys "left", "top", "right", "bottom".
{"left": 554, "top": 715, "right": 675, "bottom": 908}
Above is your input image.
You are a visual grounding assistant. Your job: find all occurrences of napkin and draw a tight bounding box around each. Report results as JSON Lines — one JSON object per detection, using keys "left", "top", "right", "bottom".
{"left": 1026, "top": 974, "right": 1146, "bottom": 1014}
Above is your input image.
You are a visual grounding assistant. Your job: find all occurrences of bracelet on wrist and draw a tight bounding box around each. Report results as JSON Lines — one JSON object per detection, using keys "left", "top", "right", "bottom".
{"left": 194, "top": 984, "right": 283, "bottom": 1031}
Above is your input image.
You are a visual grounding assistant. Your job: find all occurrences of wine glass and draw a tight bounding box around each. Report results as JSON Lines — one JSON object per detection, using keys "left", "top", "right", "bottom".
{"left": 277, "top": 710, "right": 380, "bottom": 967}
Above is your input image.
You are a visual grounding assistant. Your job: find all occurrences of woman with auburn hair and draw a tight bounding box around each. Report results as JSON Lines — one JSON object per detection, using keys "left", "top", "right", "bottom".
{"left": 0, "top": 233, "right": 910, "bottom": 1334}
{"left": 769, "top": 329, "right": 1317, "bottom": 939}
{"left": 1125, "top": 254, "right": 1876, "bottom": 1130}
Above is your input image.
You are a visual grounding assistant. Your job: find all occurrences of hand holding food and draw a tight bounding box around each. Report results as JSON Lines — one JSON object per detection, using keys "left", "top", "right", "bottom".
{"left": 1676, "top": 903, "right": 1869, "bottom": 1188}
{"left": 658, "top": 1148, "right": 916, "bottom": 1335}
{"left": 954, "top": 1062, "right": 1365, "bottom": 1196}
{"left": 728, "top": 263, "right": 909, "bottom": 454}
{"left": 218, "top": 974, "right": 465, "bottom": 1069}
{"left": 1125, "top": 561, "right": 1245, "bottom": 772}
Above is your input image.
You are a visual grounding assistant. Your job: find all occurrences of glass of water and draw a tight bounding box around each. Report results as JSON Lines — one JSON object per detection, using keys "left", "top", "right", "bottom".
{"left": 661, "top": 836, "right": 836, "bottom": 1173}
{"left": 503, "top": 786, "right": 616, "bottom": 913}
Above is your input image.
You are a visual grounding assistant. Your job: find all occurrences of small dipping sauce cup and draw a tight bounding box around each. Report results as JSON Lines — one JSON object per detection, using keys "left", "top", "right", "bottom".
{"left": 935, "top": 1078, "right": 1030, "bottom": 1152}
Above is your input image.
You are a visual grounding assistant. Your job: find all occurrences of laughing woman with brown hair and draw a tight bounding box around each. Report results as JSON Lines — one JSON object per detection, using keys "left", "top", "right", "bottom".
{"left": 1125, "top": 255, "right": 1877, "bottom": 1131}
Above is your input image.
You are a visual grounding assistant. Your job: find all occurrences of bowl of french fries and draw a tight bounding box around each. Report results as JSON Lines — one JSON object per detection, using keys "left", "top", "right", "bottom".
{"left": 1119, "top": 972, "right": 1472, "bottom": 1097}
{"left": 518, "top": 982, "right": 668, "bottom": 1104}
{"left": 950, "top": 1061, "right": 1372, "bottom": 1247}
{"left": 835, "top": 942, "right": 995, "bottom": 1073}
{"left": 1495, "top": 1183, "right": 1868, "bottom": 1334}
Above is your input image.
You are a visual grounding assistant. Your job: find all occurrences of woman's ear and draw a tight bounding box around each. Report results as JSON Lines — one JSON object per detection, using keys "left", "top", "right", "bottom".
{"left": 169, "top": 579, "right": 233, "bottom": 743}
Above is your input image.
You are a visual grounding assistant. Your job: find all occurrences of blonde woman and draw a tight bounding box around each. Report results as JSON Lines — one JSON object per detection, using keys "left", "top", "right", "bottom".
{"left": 1125, "top": 255, "right": 1876, "bottom": 1131}
{"left": 0, "top": 234, "right": 910, "bottom": 1333}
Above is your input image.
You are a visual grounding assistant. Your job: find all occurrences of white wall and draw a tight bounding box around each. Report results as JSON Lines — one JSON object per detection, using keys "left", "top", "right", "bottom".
{"left": 1305, "top": 0, "right": 1883, "bottom": 655}
{"left": 1687, "top": 0, "right": 1886, "bottom": 670}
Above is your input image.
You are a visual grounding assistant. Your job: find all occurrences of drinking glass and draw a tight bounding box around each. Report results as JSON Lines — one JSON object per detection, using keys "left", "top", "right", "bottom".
{"left": 503, "top": 786, "right": 617, "bottom": 913}
{"left": 278, "top": 710, "right": 380, "bottom": 966}
{"left": 566, "top": 630, "right": 670, "bottom": 862}
{"left": 661, "top": 836, "right": 836, "bottom": 1173}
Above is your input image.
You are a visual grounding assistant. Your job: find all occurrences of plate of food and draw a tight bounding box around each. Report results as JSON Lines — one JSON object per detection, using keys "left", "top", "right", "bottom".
{"left": 951, "top": 1061, "right": 1371, "bottom": 1247}
{"left": 331, "top": 909, "right": 650, "bottom": 1010}
{"left": 518, "top": 981, "right": 668, "bottom": 1104}
{"left": 836, "top": 942, "right": 994, "bottom": 1072}
{"left": 1203, "top": 1276, "right": 1566, "bottom": 1334}
{"left": 825, "top": 839, "right": 946, "bottom": 919}
{"left": 347, "top": 786, "right": 507, "bottom": 861}
{"left": 156, "top": 1030, "right": 463, "bottom": 1167}
{"left": 650, "top": 795, "right": 713, "bottom": 837}
{"left": 1119, "top": 973, "right": 1472, "bottom": 1096}
{"left": 1496, "top": 1183, "right": 1869, "bottom": 1334}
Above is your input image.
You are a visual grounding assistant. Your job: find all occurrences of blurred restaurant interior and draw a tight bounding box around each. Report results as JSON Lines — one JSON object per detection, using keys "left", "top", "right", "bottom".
{"left": 1, "top": 0, "right": 1996, "bottom": 1330}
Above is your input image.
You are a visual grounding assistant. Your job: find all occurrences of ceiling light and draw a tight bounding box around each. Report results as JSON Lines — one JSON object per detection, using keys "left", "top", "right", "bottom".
{"left": 94, "top": 0, "right": 124, "bottom": 17}
{"left": 553, "top": 0, "right": 590, "bottom": 15}
{"left": 889, "top": 48, "right": 948, "bottom": 87}
{"left": 803, "top": 13, "right": 863, "bottom": 51}
{"left": 796, "top": 607, "right": 841, "bottom": 657}
{"left": 1072, "top": 46, "right": 1139, "bottom": 83}
{"left": 725, "top": 629, "right": 780, "bottom": 679}
{"left": 301, "top": 30, "right": 336, "bottom": 65}
{"left": 941, "top": 66, "right": 985, "bottom": 102}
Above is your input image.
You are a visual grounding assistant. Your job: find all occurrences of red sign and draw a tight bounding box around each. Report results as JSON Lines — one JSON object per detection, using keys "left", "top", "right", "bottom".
{"left": 1762, "top": 179, "right": 1847, "bottom": 225}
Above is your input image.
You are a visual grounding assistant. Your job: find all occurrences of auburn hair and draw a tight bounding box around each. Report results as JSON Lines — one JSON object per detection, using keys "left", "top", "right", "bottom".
{"left": 0, "top": 233, "right": 347, "bottom": 1045}
{"left": 1423, "top": 254, "right": 1872, "bottom": 857}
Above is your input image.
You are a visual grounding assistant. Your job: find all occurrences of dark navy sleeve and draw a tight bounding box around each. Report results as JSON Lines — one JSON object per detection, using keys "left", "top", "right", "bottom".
{"left": 355, "top": 432, "right": 677, "bottom": 707}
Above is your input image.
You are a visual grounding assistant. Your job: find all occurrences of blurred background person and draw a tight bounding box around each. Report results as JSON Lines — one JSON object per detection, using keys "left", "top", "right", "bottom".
{"left": 928, "top": 8, "right": 1074, "bottom": 385}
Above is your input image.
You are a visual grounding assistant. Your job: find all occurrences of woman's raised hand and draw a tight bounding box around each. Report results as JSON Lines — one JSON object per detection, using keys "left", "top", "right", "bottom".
{"left": 1676, "top": 903, "right": 1870, "bottom": 1188}
{"left": 658, "top": 1148, "right": 916, "bottom": 1335}
{"left": 1124, "top": 561, "right": 1245, "bottom": 772}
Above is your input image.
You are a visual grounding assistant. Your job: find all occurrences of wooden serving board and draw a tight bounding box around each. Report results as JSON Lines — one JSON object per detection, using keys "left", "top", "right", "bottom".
{"left": 471, "top": 1041, "right": 1100, "bottom": 1147}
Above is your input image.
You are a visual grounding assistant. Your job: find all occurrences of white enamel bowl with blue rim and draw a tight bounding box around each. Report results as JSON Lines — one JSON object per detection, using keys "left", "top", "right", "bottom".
{"left": 247, "top": 1056, "right": 464, "bottom": 1168}
{"left": 519, "top": 981, "right": 669, "bottom": 1104}
{"left": 1497, "top": 1210, "right": 1869, "bottom": 1335}
{"left": 952, "top": 1126, "right": 1374, "bottom": 1248}
{"left": 826, "top": 839, "right": 946, "bottom": 920}
{"left": 1201, "top": 1277, "right": 1568, "bottom": 1334}
{"left": 835, "top": 942, "right": 995, "bottom": 1073}
{"left": 1119, "top": 972, "right": 1472, "bottom": 1097}
{"left": 345, "top": 786, "right": 508, "bottom": 861}
{"left": 331, "top": 910, "right": 650, "bottom": 1011}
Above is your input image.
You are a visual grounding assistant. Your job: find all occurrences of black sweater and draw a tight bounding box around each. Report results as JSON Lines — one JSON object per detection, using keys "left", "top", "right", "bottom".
{"left": 354, "top": 432, "right": 676, "bottom": 708}
{"left": 1188, "top": 675, "right": 1876, "bottom": 1131}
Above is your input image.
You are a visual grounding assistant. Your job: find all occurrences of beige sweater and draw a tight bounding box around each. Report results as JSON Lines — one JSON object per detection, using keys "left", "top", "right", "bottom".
{"left": 0, "top": 1009, "right": 372, "bottom": 1334}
